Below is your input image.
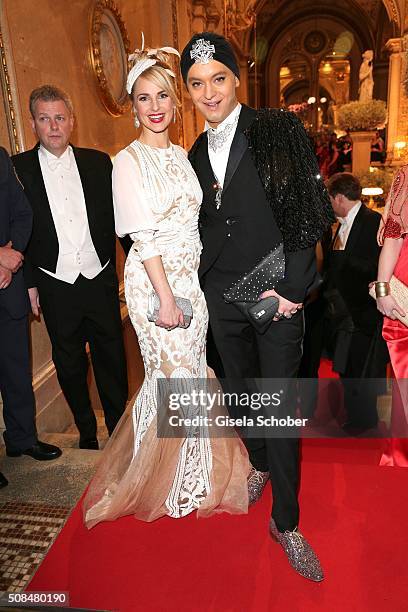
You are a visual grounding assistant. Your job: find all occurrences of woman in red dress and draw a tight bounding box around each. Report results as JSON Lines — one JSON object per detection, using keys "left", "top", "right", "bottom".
{"left": 376, "top": 165, "right": 408, "bottom": 466}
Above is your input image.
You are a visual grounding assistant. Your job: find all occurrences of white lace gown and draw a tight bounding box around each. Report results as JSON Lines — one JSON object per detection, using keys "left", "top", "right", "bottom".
{"left": 83, "top": 141, "right": 249, "bottom": 527}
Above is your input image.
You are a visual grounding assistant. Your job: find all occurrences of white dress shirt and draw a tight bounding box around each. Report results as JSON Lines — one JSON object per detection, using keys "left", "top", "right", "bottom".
{"left": 206, "top": 103, "right": 241, "bottom": 187}
{"left": 333, "top": 201, "right": 362, "bottom": 250}
{"left": 38, "top": 145, "right": 107, "bottom": 283}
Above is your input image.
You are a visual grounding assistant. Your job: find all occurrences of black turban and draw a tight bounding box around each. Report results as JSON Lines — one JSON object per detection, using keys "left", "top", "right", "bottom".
{"left": 180, "top": 32, "right": 240, "bottom": 83}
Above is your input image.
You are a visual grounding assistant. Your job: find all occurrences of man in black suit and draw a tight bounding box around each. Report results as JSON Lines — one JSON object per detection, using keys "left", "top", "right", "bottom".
{"left": 181, "top": 33, "right": 334, "bottom": 581}
{"left": 12, "top": 85, "right": 129, "bottom": 450}
{"left": 0, "top": 146, "right": 61, "bottom": 470}
{"left": 326, "top": 172, "right": 388, "bottom": 431}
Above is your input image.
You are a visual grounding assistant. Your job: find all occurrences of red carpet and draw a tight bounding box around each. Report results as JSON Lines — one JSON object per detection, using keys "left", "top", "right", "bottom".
{"left": 28, "top": 436, "right": 408, "bottom": 612}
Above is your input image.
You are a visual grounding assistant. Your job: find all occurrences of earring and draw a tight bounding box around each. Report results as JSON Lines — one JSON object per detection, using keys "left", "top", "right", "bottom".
{"left": 173, "top": 107, "right": 176, "bottom": 123}
{"left": 132, "top": 108, "right": 140, "bottom": 128}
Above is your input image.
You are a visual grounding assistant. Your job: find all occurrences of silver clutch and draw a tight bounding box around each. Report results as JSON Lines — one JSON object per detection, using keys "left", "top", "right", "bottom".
{"left": 147, "top": 292, "right": 193, "bottom": 327}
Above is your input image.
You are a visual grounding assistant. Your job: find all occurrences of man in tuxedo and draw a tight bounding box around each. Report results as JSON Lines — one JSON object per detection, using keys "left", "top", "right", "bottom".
{"left": 326, "top": 172, "right": 388, "bottom": 431}
{"left": 12, "top": 85, "right": 129, "bottom": 450}
{"left": 181, "top": 33, "right": 334, "bottom": 581}
{"left": 0, "top": 146, "right": 61, "bottom": 473}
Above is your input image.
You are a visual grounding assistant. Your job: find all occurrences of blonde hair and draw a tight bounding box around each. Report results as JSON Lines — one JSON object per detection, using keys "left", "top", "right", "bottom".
{"left": 129, "top": 49, "right": 180, "bottom": 108}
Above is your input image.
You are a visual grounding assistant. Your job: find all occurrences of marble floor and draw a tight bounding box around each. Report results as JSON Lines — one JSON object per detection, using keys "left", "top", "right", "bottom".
{"left": 0, "top": 416, "right": 109, "bottom": 594}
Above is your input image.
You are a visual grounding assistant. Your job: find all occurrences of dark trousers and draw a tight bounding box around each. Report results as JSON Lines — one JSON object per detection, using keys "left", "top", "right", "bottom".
{"left": 204, "top": 283, "right": 303, "bottom": 532}
{"left": 0, "top": 307, "right": 37, "bottom": 451}
{"left": 341, "top": 329, "right": 379, "bottom": 428}
{"left": 37, "top": 265, "right": 128, "bottom": 441}
{"left": 297, "top": 296, "right": 326, "bottom": 418}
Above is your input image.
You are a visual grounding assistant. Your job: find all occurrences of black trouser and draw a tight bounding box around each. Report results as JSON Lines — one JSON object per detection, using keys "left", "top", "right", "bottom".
{"left": 204, "top": 283, "right": 303, "bottom": 532}
{"left": 0, "top": 307, "right": 37, "bottom": 452}
{"left": 297, "top": 296, "right": 326, "bottom": 418}
{"left": 37, "top": 265, "right": 128, "bottom": 441}
{"left": 341, "top": 329, "right": 379, "bottom": 428}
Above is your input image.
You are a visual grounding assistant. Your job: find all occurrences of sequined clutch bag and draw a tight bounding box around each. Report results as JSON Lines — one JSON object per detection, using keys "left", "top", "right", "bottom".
{"left": 147, "top": 292, "right": 193, "bottom": 328}
{"left": 223, "top": 243, "right": 285, "bottom": 333}
{"left": 369, "top": 276, "right": 408, "bottom": 328}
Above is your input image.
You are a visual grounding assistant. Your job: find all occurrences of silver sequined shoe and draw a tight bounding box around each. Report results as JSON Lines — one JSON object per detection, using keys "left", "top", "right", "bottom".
{"left": 270, "top": 519, "right": 324, "bottom": 582}
{"left": 247, "top": 466, "right": 269, "bottom": 505}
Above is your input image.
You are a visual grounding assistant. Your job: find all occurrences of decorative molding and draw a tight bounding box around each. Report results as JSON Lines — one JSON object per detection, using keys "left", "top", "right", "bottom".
{"left": 385, "top": 36, "right": 403, "bottom": 55}
{"left": 225, "top": 0, "right": 256, "bottom": 37}
{"left": 192, "top": 0, "right": 221, "bottom": 33}
{"left": 358, "top": 0, "right": 382, "bottom": 24}
{"left": 172, "top": 0, "right": 184, "bottom": 146}
{"left": 401, "top": 34, "right": 408, "bottom": 98}
{"left": 89, "top": 0, "right": 131, "bottom": 116}
{"left": 0, "top": 0, "right": 24, "bottom": 153}
{"left": 206, "top": 1, "right": 222, "bottom": 31}
{"left": 382, "top": 0, "right": 401, "bottom": 31}
{"left": 303, "top": 30, "right": 327, "bottom": 55}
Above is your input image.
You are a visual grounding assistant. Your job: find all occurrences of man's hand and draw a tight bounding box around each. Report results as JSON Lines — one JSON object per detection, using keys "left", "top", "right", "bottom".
{"left": 28, "top": 287, "right": 40, "bottom": 316}
{"left": 0, "top": 265, "right": 12, "bottom": 289}
{"left": 0, "top": 241, "right": 24, "bottom": 273}
{"left": 259, "top": 289, "right": 302, "bottom": 321}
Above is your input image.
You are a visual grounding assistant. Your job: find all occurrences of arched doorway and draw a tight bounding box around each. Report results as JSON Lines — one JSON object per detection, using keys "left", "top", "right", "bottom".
{"left": 246, "top": 0, "right": 397, "bottom": 130}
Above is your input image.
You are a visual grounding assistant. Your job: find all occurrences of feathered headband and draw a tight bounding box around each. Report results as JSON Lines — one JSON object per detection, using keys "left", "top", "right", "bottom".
{"left": 126, "top": 33, "right": 180, "bottom": 95}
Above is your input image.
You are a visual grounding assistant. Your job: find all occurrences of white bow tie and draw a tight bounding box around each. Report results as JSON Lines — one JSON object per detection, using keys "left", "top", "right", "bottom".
{"left": 47, "top": 156, "right": 70, "bottom": 172}
{"left": 337, "top": 217, "right": 348, "bottom": 227}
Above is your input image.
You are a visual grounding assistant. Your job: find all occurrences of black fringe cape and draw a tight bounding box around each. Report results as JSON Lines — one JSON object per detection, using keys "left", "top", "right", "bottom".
{"left": 244, "top": 108, "right": 335, "bottom": 252}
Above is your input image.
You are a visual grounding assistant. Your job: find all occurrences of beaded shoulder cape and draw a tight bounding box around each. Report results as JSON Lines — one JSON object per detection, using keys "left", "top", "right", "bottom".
{"left": 244, "top": 108, "right": 335, "bottom": 252}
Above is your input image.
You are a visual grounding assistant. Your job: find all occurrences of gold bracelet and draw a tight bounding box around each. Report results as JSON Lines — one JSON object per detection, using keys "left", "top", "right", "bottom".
{"left": 375, "top": 281, "right": 390, "bottom": 298}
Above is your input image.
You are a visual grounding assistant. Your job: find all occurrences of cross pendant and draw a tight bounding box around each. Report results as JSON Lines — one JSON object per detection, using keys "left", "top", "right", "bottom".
{"left": 215, "top": 184, "right": 222, "bottom": 209}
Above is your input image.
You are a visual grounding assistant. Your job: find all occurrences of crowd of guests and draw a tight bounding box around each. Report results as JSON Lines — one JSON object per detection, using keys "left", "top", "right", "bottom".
{"left": 314, "top": 129, "right": 386, "bottom": 179}
{"left": 299, "top": 167, "right": 408, "bottom": 469}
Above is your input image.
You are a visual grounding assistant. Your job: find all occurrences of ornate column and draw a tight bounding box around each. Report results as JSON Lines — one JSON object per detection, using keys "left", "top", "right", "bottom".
{"left": 191, "top": 0, "right": 207, "bottom": 32}
{"left": 191, "top": 0, "right": 221, "bottom": 33}
{"left": 385, "top": 38, "right": 403, "bottom": 162}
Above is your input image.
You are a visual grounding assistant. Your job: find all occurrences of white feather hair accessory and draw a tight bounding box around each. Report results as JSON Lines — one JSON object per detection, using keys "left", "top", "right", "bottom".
{"left": 126, "top": 33, "right": 180, "bottom": 94}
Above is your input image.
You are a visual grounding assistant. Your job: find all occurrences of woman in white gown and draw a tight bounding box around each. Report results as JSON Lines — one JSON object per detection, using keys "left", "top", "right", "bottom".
{"left": 83, "top": 44, "right": 249, "bottom": 528}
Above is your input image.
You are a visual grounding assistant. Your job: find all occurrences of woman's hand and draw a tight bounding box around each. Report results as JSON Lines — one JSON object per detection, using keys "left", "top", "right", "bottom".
{"left": 156, "top": 296, "right": 185, "bottom": 330}
{"left": 376, "top": 294, "right": 406, "bottom": 319}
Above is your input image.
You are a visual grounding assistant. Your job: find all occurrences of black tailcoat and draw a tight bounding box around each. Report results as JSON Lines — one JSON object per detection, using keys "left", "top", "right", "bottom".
{"left": 12, "top": 144, "right": 128, "bottom": 441}
{"left": 325, "top": 204, "right": 389, "bottom": 427}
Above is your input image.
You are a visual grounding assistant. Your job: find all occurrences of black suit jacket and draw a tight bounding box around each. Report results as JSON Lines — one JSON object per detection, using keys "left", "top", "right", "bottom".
{"left": 189, "top": 104, "right": 316, "bottom": 303}
{"left": 328, "top": 204, "right": 382, "bottom": 333}
{"left": 0, "top": 147, "right": 32, "bottom": 318}
{"left": 12, "top": 144, "right": 130, "bottom": 288}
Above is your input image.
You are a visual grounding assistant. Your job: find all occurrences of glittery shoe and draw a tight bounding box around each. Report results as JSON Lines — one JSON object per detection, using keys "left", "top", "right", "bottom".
{"left": 247, "top": 466, "right": 269, "bottom": 505}
{"left": 269, "top": 519, "right": 324, "bottom": 582}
